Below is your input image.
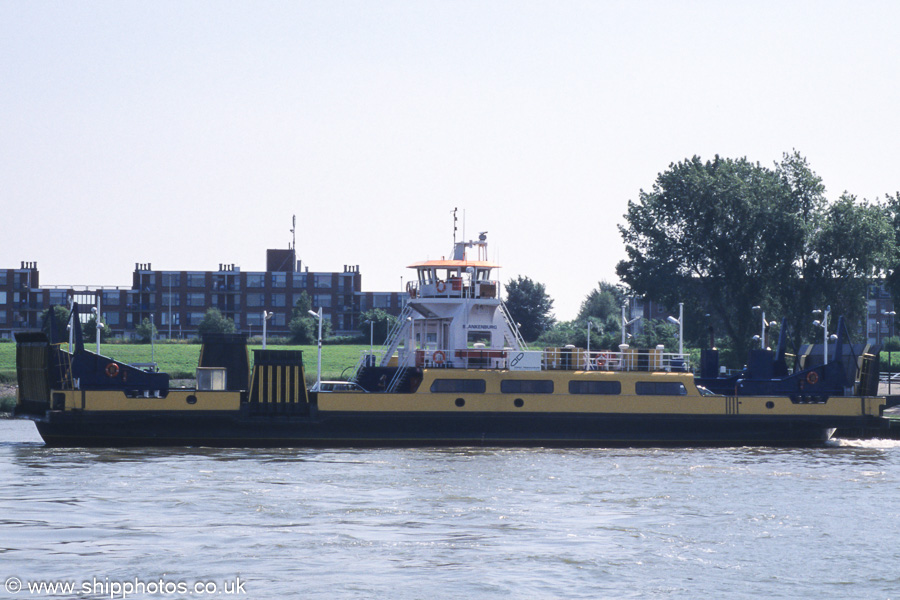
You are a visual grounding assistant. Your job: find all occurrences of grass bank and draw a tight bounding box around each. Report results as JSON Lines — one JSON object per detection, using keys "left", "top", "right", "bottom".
{"left": 0, "top": 342, "right": 369, "bottom": 387}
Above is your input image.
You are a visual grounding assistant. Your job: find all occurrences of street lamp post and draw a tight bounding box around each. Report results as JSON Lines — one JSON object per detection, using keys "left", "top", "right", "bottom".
{"left": 363, "top": 319, "right": 374, "bottom": 365}
{"left": 308, "top": 308, "right": 323, "bottom": 389}
{"left": 752, "top": 306, "right": 766, "bottom": 349}
{"left": 666, "top": 302, "right": 684, "bottom": 357}
{"left": 262, "top": 310, "right": 274, "bottom": 349}
{"left": 884, "top": 310, "right": 896, "bottom": 393}
{"left": 150, "top": 313, "right": 155, "bottom": 364}
{"left": 586, "top": 321, "right": 593, "bottom": 371}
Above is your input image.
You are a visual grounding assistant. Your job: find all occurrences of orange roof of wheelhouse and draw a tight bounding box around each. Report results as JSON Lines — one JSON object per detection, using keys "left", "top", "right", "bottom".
{"left": 407, "top": 259, "right": 500, "bottom": 269}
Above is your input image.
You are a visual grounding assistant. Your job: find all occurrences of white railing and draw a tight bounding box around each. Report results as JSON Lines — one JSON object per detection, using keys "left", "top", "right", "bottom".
{"left": 353, "top": 347, "right": 691, "bottom": 373}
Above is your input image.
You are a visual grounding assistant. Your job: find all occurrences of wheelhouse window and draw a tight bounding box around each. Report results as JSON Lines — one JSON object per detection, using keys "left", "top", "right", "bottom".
{"left": 430, "top": 379, "right": 486, "bottom": 393}
{"left": 500, "top": 380, "right": 553, "bottom": 394}
{"left": 569, "top": 380, "right": 621, "bottom": 395}
{"left": 635, "top": 381, "right": 688, "bottom": 396}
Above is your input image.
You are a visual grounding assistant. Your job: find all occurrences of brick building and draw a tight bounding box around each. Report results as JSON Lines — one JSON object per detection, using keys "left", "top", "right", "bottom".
{"left": 0, "top": 251, "right": 405, "bottom": 340}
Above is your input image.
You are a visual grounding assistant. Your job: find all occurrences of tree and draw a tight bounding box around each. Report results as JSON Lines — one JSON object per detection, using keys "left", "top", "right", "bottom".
{"left": 359, "top": 308, "right": 396, "bottom": 345}
{"left": 82, "top": 314, "right": 112, "bottom": 342}
{"left": 504, "top": 276, "right": 555, "bottom": 342}
{"left": 135, "top": 318, "right": 158, "bottom": 343}
{"left": 41, "top": 305, "right": 70, "bottom": 342}
{"left": 289, "top": 292, "right": 331, "bottom": 343}
{"left": 198, "top": 308, "right": 236, "bottom": 336}
{"left": 576, "top": 281, "right": 625, "bottom": 323}
{"left": 617, "top": 152, "right": 896, "bottom": 357}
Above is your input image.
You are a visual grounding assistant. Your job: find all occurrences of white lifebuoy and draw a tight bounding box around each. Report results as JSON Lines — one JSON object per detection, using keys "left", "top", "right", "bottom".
{"left": 433, "top": 350, "right": 445, "bottom": 364}
{"left": 436, "top": 280, "right": 447, "bottom": 293}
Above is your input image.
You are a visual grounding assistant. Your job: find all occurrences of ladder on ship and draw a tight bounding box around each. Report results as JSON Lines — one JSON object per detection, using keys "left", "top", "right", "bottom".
{"left": 500, "top": 300, "right": 528, "bottom": 349}
{"left": 351, "top": 303, "right": 415, "bottom": 382}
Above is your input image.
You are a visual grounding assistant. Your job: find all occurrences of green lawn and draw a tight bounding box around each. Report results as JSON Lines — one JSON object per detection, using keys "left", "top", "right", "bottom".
{"left": 0, "top": 342, "right": 370, "bottom": 385}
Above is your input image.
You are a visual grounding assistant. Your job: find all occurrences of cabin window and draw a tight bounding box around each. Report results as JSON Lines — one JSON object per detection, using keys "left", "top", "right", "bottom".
{"left": 635, "top": 381, "right": 688, "bottom": 396}
{"left": 568, "top": 380, "right": 621, "bottom": 395}
{"left": 430, "top": 379, "right": 486, "bottom": 393}
{"left": 500, "top": 380, "right": 554, "bottom": 394}
{"left": 468, "top": 331, "right": 492, "bottom": 347}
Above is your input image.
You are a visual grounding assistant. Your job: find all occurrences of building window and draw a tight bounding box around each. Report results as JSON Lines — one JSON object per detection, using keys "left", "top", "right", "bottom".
{"left": 161, "top": 272, "right": 181, "bottom": 287}
{"left": 247, "top": 274, "right": 265, "bottom": 288}
{"left": 246, "top": 313, "right": 262, "bottom": 326}
{"left": 49, "top": 290, "right": 68, "bottom": 305}
{"left": 271, "top": 273, "right": 286, "bottom": 288}
{"left": 104, "top": 312, "right": 120, "bottom": 326}
{"left": 313, "top": 295, "right": 332, "bottom": 308}
{"left": 162, "top": 293, "right": 181, "bottom": 307}
{"left": 271, "top": 294, "right": 286, "bottom": 307}
{"left": 500, "top": 380, "right": 553, "bottom": 394}
{"left": 272, "top": 313, "right": 286, "bottom": 326}
{"left": 314, "top": 274, "right": 332, "bottom": 289}
{"left": 187, "top": 293, "right": 205, "bottom": 307}
{"left": 373, "top": 294, "right": 390, "bottom": 308}
{"left": 569, "top": 380, "right": 622, "bottom": 395}
{"left": 635, "top": 381, "right": 687, "bottom": 396}
{"left": 187, "top": 273, "right": 206, "bottom": 288}
{"left": 0, "top": 292, "right": 5, "bottom": 305}
{"left": 430, "top": 379, "right": 486, "bottom": 393}
{"left": 190, "top": 312, "right": 206, "bottom": 325}
{"left": 0, "top": 310, "right": 6, "bottom": 324}
{"left": 0, "top": 271, "right": 6, "bottom": 286}
{"left": 102, "top": 291, "right": 119, "bottom": 306}
{"left": 292, "top": 272, "right": 307, "bottom": 288}
{"left": 246, "top": 293, "right": 265, "bottom": 307}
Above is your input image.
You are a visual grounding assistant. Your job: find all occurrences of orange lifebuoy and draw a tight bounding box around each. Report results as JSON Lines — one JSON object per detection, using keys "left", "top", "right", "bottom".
{"left": 596, "top": 354, "right": 607, "bottom": 368}
{"left": 806, "top": 371, "right": 819, "bottom": 385}
{"left": 436, "top": 280, "right": 447, "bottom": 293}
{"left": 433, "top": 350, "right": 445, "bottom": 364}
{"left": 105, "top": 362, "right": 119, "bottom": 378}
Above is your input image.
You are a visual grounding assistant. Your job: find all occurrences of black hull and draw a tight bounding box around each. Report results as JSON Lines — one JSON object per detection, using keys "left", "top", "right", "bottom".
{"left": 29, "top": 409, "right": 887, "bottom": 447}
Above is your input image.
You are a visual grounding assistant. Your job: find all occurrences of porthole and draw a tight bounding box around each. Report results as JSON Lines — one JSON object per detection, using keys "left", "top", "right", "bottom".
{"left": 187, "top": 395, "right": 198, "bottom": 405}
{"left": 455, "top": 398, "right": 465, "bottom": 407}
{"left": 514, "top": 398, "right": 524, "bottom": 408}
{"left": 765, "top": 401, "right": 774, "bottom": 409}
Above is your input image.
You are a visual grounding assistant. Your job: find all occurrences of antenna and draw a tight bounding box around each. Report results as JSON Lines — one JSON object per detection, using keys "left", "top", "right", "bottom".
{"left": 290, "top": 214, "right": 296, "bottom": 250}
{"left": 452, "top": 207, "right": 458, "bottom": 245}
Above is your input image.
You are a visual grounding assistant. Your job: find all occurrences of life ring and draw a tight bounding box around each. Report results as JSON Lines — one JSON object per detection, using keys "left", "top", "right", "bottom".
{"left": 596, "top": 354, "right": 608, "bottom": 368}
{"left": 105, "top": 362, "right": 119, "bottom": 378}
{"left": 432, "top": 350, "right": 445, "bottom": 365}
{"left": 806, "top": 371, "right": 819, "bottom": 385}
{"left": 436, "top": 280, "right": 447, "bottom": 293}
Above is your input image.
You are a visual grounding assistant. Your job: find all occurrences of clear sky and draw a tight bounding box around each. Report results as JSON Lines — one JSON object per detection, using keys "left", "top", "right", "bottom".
{"left": 3, "top": 1, "right": 899, "bottom": 320}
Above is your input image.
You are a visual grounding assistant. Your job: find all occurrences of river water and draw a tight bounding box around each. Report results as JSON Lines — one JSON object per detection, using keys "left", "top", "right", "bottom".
{"left": 2, "top": 418, "right": 899, "bottom": 600}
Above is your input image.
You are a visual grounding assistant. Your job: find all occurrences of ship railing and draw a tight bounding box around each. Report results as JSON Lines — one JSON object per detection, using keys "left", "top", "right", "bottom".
{"left": 543, "top": 348, "right": 690, "bottom": 372}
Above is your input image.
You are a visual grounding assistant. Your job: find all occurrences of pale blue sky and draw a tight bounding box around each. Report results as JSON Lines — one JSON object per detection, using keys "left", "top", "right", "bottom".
{"left": 3, "top": 1, "right": 899, "bottom": 319}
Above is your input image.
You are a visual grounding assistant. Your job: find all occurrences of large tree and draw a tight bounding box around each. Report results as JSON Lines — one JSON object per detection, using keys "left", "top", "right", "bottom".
{"left": 504, "top": 276, "right": 555, "bottom": 342}
{"left": 617, "top": 152, "right": 895, "bottom": 356}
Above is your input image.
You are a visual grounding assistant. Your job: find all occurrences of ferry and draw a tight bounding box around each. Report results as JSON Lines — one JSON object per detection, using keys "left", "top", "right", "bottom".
{"left": 12, "top": 232, "right": 894, "bottom": 447}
